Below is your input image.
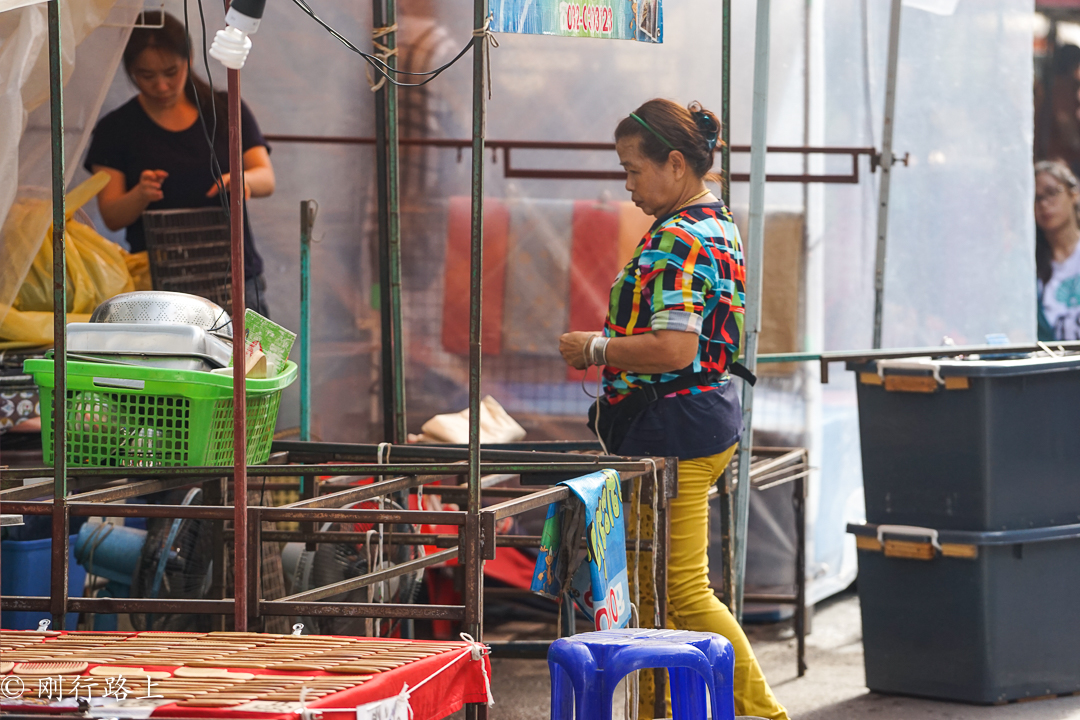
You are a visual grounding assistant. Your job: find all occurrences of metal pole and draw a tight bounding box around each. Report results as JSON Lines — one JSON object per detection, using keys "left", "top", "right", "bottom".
{"left": 1039, "top": 22, "right": 1057, "bottom": 164}
{"left": 721, "top": 0, "right": 731, "bottom": 205}
{"left": 227, "top": 61, "right": 248, "bottom": 631}
{"left": 871, "top": 0, "right": 902, "bottom": 349}
{"left": 300, "top": 200, "right": 315, "bottom": 447}
{"left": 795, "top": 472, "right": 807, "bottom": 676}
{"left": 720, "top": 467, "right": 736, "bottom": 614}
{"left": 734, "top": 0, "right": 772, "bottom": 623}
{"left": 47, "top": 0, "right": 69, "bottom": 630}
{"left": 466, "top": 0, "right": 489, "bottom": 674}
{"left": 373, "top": 0, "right": 401, "bottom": 443}
{"left": 385, "top": 0, "right": 407, "bottom": 444}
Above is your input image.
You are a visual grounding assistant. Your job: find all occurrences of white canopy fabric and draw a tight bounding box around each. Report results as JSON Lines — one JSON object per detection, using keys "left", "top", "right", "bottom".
{"left": 0, "top": 0, "right": 45, "bottom": 14}
{"left": 0, "top": 0, "right": 135, "bottom": 323}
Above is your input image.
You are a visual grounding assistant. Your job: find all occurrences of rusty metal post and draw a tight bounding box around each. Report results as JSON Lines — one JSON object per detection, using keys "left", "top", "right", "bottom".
{"left": 205, "top": 478, "right": 228, "bottom": 631}
{"left": 720, "top": 466, "right": 736, "bottom": 614}
{"left": 248, "top": 506, "right": 261, "bottom": 629}
{"left": 464, "top": 0, "right": 489, "bottom": 639}
{"left": 648, "top": 458, "right": 676, "bottom": 719}
{"left": 373, "top": 0, "right": 397, "bottom": 444}
{"left": 227, "top": 60, "right": 248, "bottom": 631}
{"left": 385, "top": 0, "right": 406, "bottom": 444}
{"left": 465, "top": 1, "right": 489, "bottom": 718}
{"left": 721, "top": 0, "right": 731, "bottom": 205}
{"left": 795, "top": 471, "right": 807, "bottom": 676}
{"left": 47, "top": 0, "right": 69, "bottom": 630}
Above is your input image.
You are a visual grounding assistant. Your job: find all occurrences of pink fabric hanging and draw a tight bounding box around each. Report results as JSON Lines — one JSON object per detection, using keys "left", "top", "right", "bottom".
{"left": 441, "top": 196, "right": 509, "bottom": 356}
{"left": 567, "top": 200, "right": 622, "bottom": 382}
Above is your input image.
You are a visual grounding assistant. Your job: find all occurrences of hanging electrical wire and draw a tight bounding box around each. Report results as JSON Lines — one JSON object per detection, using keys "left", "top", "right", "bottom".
{"left": 183, "top": 0, "right": 268, "bottom": 320}
{"left": 288, "top": 0, "right": 487, "bottom": 88}
{"left": 185, "top": 0, "right": 231, "bottom": 219}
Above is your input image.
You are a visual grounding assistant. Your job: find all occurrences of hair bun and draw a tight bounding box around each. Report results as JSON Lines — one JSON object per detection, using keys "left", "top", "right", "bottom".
{"left": 691, "top": 109, "right": 720, "bottom": 152}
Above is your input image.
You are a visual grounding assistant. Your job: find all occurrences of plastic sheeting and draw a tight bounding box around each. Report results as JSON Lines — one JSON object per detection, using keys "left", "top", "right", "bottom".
{"left": 0, "top": 0, "right": 139, "bottom": 327}
{"left": 58, "top": 0, "right": 1033, "bottom": 605}
{"left": 803, "top": 0, "right": 1035, "bottom": 602}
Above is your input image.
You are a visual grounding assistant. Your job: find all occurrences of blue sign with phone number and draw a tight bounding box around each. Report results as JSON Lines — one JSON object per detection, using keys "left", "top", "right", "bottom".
{"left": 532, "top": 469, "right": 631, "bottom": 631}
{"left": 490, "top": 0, "right": 662, "bottom": 43}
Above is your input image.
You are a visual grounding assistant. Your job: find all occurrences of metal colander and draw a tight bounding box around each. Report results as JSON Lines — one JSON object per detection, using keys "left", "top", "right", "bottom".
{"left": 90, "top": 291, "right": 233, "bottom": 339}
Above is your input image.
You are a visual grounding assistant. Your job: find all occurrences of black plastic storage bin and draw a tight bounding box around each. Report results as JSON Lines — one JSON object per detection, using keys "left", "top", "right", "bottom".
{"left": 143, "top": 207, "right": 232, "bottom": 309}
{"left": 849, "top": 521, "right": 1080, "bottom": 704}
{"left": 850, "top": 354, "right": 1080, "bottom": 531}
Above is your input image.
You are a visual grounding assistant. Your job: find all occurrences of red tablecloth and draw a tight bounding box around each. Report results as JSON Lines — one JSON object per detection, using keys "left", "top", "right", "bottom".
{"left": 0, "top": 632, "right": 492, "bottom": 720}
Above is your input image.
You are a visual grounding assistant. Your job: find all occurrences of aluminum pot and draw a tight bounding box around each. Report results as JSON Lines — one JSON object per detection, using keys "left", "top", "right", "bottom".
{"left": 90, "top": 291, "right": 232, "bottom": 339}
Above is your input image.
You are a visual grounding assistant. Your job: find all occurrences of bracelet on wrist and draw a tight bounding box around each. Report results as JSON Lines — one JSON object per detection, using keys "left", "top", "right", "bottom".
{"left": 591, "top": 336, "right": 610, "bottom": 367}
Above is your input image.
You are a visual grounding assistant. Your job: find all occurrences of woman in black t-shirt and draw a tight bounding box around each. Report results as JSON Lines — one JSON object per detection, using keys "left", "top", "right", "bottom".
{"left": 84, "top": 10, "right": 274, "bottom": 316}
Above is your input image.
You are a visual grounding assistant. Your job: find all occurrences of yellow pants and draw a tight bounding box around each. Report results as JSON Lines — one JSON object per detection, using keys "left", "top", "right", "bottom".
{"left": 627, "top": 445, "right": 790, "bottom": 720}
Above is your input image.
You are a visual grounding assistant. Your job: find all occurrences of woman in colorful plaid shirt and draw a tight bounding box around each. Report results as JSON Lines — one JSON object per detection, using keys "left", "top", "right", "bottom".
{"left": 559, "top": 99, "right": 788, "bottom": 720}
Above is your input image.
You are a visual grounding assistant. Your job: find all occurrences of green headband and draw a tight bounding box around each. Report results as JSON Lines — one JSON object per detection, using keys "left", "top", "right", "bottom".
{"left": 630, "top": 113, "right": 676, "bottom": 151}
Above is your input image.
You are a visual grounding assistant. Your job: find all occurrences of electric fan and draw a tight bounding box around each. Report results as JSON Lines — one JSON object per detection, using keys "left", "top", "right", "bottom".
{"left": 282, "top": 499, "right": 424, "bottom": 637}
{"left": 129, "top": 487, "right": 215, "bottom": 632}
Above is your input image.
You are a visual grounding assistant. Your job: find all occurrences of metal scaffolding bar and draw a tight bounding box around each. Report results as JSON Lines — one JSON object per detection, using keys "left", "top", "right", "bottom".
{"left": 2, "top": 450, "right": 672, "bottom": 673}
{"left": 721, "top": 0, "right": 731, "bottom": 205}
{"left": 263, "top": 133, "right": 873, "bottom": 185}
{"left": 276, "top": 548, "right": 458, "bottom": 603}
{"left": 300, "top": 199, "right": 316, "bottom": 445}
{"left": 226, "top": 56, "right": 249, "bottom": 631}
{"left": 734, "top": 0, "right": 773, "bottom": 623}
{"left": 384, "top": 0, "right": 406, "bottom": 444}
{"left": 872, "top": 0, "right": 903, "bottom": 349}
{"left": 373, "top": 0, "right": 404, "bottom": 444}
{"left": 47, "top": 0, "right": 69, "bottom": 631}
{"left": 1, "top": 460, "right": 660, "bottom": 482}
{"left": 465, "top": 0, "right": 490, "bottom": 661}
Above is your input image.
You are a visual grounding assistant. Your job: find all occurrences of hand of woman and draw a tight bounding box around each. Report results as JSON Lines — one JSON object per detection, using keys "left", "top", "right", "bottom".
{"left": 559, "top": 331, "right": 600, "bottom": 370}
{"left": 134, "top": 169, "right": 168, "bottom": 204}
{"left": 206, "top": 172, "right": 252, "bottom": 200}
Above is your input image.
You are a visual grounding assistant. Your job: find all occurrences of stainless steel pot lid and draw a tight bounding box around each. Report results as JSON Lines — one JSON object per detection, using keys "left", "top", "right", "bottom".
{"left": 90, "top": 291, "right": 232, "bottom": 339}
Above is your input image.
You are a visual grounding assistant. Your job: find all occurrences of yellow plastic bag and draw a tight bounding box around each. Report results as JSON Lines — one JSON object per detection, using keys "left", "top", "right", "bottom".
{"left": 0, "top": 172, "right": 137, "bottom": 347}
{"left": 125, "top": 250, "right": 152, "bottom": 291}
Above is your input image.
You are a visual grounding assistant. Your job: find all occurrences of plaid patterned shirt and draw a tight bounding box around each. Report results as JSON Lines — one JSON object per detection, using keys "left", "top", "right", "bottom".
{"left": 602, "top": 202, "right": 746, "bottom": 402}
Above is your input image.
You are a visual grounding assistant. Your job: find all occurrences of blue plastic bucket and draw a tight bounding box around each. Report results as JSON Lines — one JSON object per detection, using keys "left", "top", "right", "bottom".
{"left": 1, "top": 535, "right": 85, "bottom": 630}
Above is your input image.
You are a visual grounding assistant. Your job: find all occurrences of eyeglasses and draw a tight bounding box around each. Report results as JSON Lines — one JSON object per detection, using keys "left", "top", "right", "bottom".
{"left": 1035, "top": 185, "right": 1066, "bottom": 204}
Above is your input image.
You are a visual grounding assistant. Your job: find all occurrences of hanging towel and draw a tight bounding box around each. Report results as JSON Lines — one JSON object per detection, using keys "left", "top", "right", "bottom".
{"left": 502, "top": 198, "right": 574, "bottom": 356}
{"left": 567, "top": 200, "right": 622, "bottom": 381}
{"left": 441, "top": 196, "right": 510, "bottom": 356}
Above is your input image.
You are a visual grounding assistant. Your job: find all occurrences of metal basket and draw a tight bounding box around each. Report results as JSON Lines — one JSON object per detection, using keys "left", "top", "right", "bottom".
{"left": 142, "top": 208, "right": 232, "bottom": 308}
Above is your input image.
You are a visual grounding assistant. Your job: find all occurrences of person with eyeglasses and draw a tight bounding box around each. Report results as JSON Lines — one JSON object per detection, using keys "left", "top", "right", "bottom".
{"left": 1034, "top": 160, "right": 1080, "bottom": 340}
{"left": 558, "top": 99, "right": 789, "bottom": 720}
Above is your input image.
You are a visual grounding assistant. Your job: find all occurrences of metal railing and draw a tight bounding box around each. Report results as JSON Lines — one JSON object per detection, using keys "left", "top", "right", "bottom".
{"left": 1, "top": 442, "right": 673, "bottom": 637}
{"left": 263, "top": 134, "right": 877, "bottom": 185}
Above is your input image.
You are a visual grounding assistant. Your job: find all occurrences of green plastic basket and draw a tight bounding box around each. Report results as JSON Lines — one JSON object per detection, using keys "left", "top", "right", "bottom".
{"left": 24, "top": 358, "right": 297, "bottom": 468}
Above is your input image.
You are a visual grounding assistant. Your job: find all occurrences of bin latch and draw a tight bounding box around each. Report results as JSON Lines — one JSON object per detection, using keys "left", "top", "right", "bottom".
{"left": 861, "top": 524, "right": 979, "bottom": 561}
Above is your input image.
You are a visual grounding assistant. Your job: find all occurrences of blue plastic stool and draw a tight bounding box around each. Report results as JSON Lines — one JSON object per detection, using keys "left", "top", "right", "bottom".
{"left": 548, "top": 628, "right": 736, "bottom": 720}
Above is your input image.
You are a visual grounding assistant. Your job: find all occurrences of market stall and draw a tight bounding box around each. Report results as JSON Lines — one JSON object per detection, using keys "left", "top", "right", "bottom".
{"left": 0, "top": 630, "right": 491, "bottom": 720}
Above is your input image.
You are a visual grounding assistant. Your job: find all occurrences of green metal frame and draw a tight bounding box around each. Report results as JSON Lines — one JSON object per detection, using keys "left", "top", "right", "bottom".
{"left": 300, "top": 200, "right": 316, "bottom": 447}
